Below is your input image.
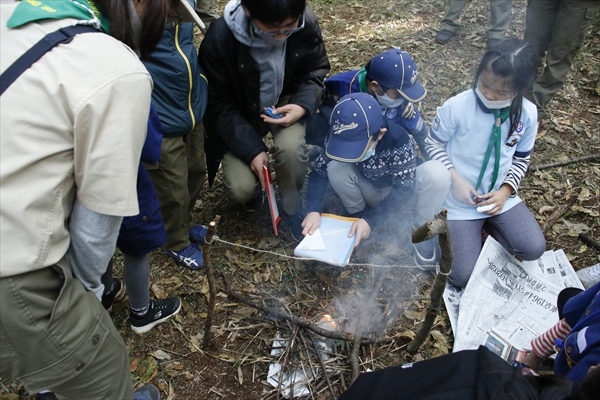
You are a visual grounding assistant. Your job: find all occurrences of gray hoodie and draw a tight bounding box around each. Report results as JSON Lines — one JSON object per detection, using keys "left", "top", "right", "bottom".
{"left": 224, "top": 0, "right": 286, "bottom": 109}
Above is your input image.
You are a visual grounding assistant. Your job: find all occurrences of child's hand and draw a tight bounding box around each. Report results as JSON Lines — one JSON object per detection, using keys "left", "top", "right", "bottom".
{"left": 450, "top": 170, "right": 479, "bottom": 205}
{"left": 250, "top": 151, "right": 269, "bottom": 190}
{"left": 478, "top": 185, "right": 512, "bottom": 215}
{"left": 522, "top": 351, "right": 542, "bottom": 373}
{"left": 301, "top": 212, "right": 321, "bottom": 236}
{"left": 261, "top": 104, "right": 306, "bottom": 127}
{"left": 349, "top": 218, "right": 371, "bottom": 247}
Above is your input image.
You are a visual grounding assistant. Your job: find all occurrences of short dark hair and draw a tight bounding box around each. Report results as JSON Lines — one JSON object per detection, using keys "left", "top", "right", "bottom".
{"left": 241, "top": 0, "right": 306, "bottom": 25}
{"left": 95, "top": 0, "right": 177, "bottom": 58}
{"left": 474, "top": 38, "right": 538, "bottom": 136}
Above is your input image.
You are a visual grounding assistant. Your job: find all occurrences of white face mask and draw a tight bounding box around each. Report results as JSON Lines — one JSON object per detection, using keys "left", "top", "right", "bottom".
{"left": 475, "top": 86, "right": 513, "bottom": 109}
{"left": 359, "top": 139, "right": 377, "bottom": 161}
{"left": 375, "top": 91, "right": 404, "bottom": 109}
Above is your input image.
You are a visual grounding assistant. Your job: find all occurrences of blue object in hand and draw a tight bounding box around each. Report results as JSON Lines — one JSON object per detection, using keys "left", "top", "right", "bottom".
{"left": 264, "top": 106, "right": 283, "bottom": 119}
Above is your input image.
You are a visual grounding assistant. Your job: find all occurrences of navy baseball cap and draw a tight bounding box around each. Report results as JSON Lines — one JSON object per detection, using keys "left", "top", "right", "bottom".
{"left": 369, "top": 49, "right": 427, "bottom": 102}
{"left": 325, "top": 93, "right": 383, "bottom": 163}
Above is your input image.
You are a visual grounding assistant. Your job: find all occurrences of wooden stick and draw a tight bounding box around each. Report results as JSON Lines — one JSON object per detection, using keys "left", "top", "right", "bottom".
{"left": 407, "top": 209, "right": 453, "bottom": 354}
{"left": 349, "top": 336, "right": 362, "bottom": 384}
{"left": 532, "top": 154, "right": 600, "bottom": 171}
{"left": 541, "top": 189, "right": 581, "bottom": 235}
{"left": 302, "top": 329, "right": 336, "bottom": 400}
{"left": 203, "top": 215, "right": 221, "bottom": 349}
{"left": 579, "top": 233, "right": 600, "bottom": 251}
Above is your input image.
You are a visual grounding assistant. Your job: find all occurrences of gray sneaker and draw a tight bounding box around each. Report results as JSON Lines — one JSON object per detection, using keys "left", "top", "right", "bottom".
{"left": 133, "top": 384, "right": 160, "bottom": 400}
{"left": 435, "top": 29, "right": 454, "bottom": 44}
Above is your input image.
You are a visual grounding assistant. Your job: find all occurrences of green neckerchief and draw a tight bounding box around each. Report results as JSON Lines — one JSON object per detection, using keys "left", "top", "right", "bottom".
{"left": 7, "top": 0, "right": 109, "bottom": 33}
{"left": 475, "top": 104, "right": 511, "bottom": 193}
{"left": 357, "top": 66, "right": 369, "bottom": 93}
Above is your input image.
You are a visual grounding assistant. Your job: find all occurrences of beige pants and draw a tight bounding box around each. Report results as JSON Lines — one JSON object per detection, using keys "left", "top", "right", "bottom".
{"left": 222, "top": 121, "right": 309, "bottom": 216}
{"left": 0, "top": 258, "right": 132, "bottom": 399}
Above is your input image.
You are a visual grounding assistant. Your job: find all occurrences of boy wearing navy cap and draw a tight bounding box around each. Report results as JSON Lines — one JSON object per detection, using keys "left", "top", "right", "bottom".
{"left": 302, "top": 93, "right": 450, "bottom": 262}
{"left": 307, "top": 49, "right": 429, "bottom": 158}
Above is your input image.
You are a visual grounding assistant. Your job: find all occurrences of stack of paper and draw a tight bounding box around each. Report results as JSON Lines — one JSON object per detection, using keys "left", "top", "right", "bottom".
{"left": 294, "top": 214, "right": 358, "bottom": 267}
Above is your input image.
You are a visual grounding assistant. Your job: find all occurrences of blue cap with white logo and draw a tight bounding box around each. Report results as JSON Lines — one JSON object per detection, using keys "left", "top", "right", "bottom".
{"left": 369, "top": 49, "right": 426, "bottom": 102}
{"left": 325, "top": 93, "right": 383, "bottom": 163}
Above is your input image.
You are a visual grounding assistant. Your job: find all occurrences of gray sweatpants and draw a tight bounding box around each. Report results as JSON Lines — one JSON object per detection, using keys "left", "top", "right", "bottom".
{"left": 448, "top": 201, "right": 546, "bottom": 288}
{"left": 326, "top": 159, "right": 451, "bottom": 226}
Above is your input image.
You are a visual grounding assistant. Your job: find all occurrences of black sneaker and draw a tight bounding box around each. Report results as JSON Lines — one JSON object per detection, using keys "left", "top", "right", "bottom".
{"left": 435, "top": 29, "right": 454, "bottom": 44}
{"left": 130, "top": 297, "right": 182, "bottom": 334}
{"left": 35, "top": 392, "right": 58, "bottom": 400}
{"left": 242, "top": 190, "right": 265, "bottom": 213}
{"left": 101, "top": 277, "right": 126, "bottom": 311}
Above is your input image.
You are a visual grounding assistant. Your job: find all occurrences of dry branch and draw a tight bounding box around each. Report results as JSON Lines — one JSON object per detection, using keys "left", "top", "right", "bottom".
{"left": 349, "top": 336, "right": 362, "bottom": 384}
{"left": 533, "top": 154, "right": 600, "bottom": 171}
{"left": 541, "top": 188, "right": 581, "bottom": 235}
{"left": 203, "top": 215, "right": 221, "bottom": 349}
{"left": 579, "top": 233, "right": 600, "bottom": 251}
{"left": 220, "top": 272, "right": 400, "bottom": 348}
{"left": 302, "top": 329, "right": 336, "bottom": 400}
{"left": 407, "top": 209, "right": 453, "bottom": 354}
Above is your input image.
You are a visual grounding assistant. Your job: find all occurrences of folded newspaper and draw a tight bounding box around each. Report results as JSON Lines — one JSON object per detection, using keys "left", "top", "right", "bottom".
{"left": 443, "top": 236, "right": 584, "bottom": 362}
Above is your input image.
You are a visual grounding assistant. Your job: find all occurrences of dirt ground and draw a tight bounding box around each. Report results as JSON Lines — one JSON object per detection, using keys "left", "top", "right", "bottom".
{"left": 2, "top": 0, "right": 598, "bottom": 399}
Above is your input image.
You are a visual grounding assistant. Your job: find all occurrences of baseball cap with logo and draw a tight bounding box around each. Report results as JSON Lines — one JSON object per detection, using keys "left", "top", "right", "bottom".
{"left": 368, "top": 49, "right": 426, "bottom": 102}
{"left": 325, "top": 93, "right": 384, "bottom": 163}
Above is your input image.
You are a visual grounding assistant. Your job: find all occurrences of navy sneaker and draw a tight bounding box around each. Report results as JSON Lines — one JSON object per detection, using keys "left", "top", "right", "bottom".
{"left": 130, "top": 297, "right": 181, "bottom": 334}
{"left": 133, "top": 384, "right": 161, "bottom": 400}
{"left": 165, "top": 243, "right": 204, "bottom": 270}
{"left": 101, "top": 277, "right": 126, "bottom": 312}
{"left": 189, "top": 224, "right": 210, "bottom": 244}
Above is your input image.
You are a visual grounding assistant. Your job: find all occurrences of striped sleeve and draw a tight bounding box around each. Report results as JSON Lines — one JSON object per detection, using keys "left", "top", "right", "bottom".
{"left": 503, "top": 154, "right": 530, "bottom": 193}
{"left": 424, "top": 131, "right": 454, "bottom": 170}
{"left": 531, "top": 318, "right": 572, "bottom": 358}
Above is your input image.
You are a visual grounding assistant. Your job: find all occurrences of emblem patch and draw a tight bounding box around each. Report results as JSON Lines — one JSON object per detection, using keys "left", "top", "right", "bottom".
{"left": 432, "top": 116, "right": 440, "bottom": 131}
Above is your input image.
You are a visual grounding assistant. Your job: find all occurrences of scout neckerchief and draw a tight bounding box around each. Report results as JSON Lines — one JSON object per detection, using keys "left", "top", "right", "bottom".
{"left": 357, "top": 66, "right": 369, "bottom": 93}
{"left": 474, "top": 98, "right": 511, "bottom": 193}
{"left": 7, "top": 0, "right": 109, "bottom": 33}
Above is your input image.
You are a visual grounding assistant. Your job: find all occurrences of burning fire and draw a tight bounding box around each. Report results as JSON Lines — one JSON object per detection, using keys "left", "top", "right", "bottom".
{"left": 318, "top": 314, "right": 337, "bottom": 332}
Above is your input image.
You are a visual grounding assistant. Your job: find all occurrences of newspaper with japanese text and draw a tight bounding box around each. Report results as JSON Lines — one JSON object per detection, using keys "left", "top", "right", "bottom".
{"left": 443, "top": 236, "right": 584, "bottom": 362}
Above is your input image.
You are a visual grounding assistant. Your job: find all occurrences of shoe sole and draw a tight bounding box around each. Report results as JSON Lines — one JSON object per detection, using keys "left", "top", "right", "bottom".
{"left": 131, "top": 301, "right": 182, "bottom": 335}
{"left": 413, "top": 244, "right": 439, "bottom": 271}
{"left": 106, "top": 282, "right": 127, "bottom": 313}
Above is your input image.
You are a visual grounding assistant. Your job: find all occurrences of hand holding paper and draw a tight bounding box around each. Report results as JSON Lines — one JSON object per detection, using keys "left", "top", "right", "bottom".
{"left": 349, "top": 218, "right": 370, "bottom": 247}
{"left": 302, "top": 212, "right": 321, "bottom": 236}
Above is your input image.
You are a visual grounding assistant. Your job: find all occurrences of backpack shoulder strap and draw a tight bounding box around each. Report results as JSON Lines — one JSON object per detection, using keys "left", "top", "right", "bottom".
{"left": 1, "top": 25, "right": 100, "bottom": 95}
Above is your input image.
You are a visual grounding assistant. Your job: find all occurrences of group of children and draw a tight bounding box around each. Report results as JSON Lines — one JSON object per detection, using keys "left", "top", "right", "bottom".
{"left": 2, "top": 0, "right": 592, "bottom": 398}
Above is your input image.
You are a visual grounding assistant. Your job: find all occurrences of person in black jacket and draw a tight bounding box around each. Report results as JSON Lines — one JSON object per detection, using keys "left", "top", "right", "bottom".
{"left": 339, "top": 345, "right": 599, "bottom": 400}
{"left": 198, "top": 0, "right": 330, "bottom": 240}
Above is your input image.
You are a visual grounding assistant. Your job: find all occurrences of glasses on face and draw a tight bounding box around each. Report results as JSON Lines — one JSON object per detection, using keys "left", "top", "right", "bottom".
{"left": 165, "top": 9, "right": 183, "bottom": 29}
{"left": 251, "top": 13, "right": 305, "bottom": 37}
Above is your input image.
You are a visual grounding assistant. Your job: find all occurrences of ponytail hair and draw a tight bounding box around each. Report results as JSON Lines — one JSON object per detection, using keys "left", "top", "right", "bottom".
{"left": 474, "top": 38, "right": 538, "bottom": 136}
